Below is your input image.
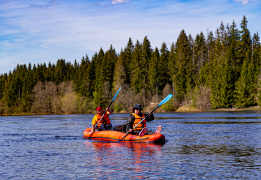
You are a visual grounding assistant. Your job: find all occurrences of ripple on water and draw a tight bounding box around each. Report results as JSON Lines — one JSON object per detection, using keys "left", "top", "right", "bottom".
{"left": 0, "top": 112, "right": 261, "bottom": 179}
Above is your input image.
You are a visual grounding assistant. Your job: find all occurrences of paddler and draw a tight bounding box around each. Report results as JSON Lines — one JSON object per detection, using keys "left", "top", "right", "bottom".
{"left": 126, "top": 104, "right": 162, "bottom": 135}
{"left": 90, "top": 106, "right": 112, "bottom": 133}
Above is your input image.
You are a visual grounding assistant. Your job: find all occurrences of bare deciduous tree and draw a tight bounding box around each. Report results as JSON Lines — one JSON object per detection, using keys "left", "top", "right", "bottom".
{"left": 115, "top": 84, "right": 136, "bottom": 112}
{"left": 0, "top": 100, "right": 3, "bottom": 115}
{"left": 51, "top": 96, "right": 62, "bottom": 114}
{"left": 103, "top": 81, "right": 111, "bottom": 100}
{"left": 195, "top": 86, "right": 211, "bottom": 110}
{"left": 162, "top": 83, "right": 172, "bottom": 97}
{"left": 31, "top": 81, "right": 77, "bottom": 114}
{"left": 61, "top": 92, "right": 78, "bottom": 114}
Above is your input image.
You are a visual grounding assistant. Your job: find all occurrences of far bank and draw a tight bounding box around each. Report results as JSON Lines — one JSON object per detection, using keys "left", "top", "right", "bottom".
{"left": 175, "top": 105, "right": 261, "bottom": 112}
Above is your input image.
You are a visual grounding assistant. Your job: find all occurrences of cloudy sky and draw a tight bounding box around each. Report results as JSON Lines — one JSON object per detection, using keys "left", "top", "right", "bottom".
{"left": 0, "top": 0, "right": 260, "bottom": 74}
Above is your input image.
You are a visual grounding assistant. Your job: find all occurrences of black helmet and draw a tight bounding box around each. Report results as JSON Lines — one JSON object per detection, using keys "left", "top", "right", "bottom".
{"left": 133, "top": 104, "right": 143, "bottom": 110}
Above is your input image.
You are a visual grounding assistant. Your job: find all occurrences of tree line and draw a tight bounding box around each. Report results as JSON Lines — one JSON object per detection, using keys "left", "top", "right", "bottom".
{"left": 1, "top": 16, "right": 261, "bottom": 115}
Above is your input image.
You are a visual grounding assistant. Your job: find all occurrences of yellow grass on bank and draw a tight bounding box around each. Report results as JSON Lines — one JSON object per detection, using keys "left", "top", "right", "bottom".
{"left": 176, "top": 105, "right": 261, "bottom": 112}
{"left": 175, "top": 105, "right": 202, "bottom": 112}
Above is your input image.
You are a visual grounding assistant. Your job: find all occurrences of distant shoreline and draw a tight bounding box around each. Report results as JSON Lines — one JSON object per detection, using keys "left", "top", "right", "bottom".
{"left": 175, "top": 105, "right": 261, "bottom": 112}
{"left": 1, "top": 105, "right": 261, "bottom": 116}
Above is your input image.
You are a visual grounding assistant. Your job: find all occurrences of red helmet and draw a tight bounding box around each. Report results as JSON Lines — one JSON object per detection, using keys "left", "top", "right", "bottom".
{"left": 96, "top": 106, "right": 103, "bottom": 111}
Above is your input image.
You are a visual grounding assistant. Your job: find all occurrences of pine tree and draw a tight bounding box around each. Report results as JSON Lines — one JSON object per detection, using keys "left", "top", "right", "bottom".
{"left": 140, "top": 36, "right": 152, "bottom": 93}
{"left": 234, "top": 60, "right": 255, "bottom": 107}
{"left": 211, "top": 56, "right": 234, "bottom": 108}
{"left": 194, "top": 32, "right": 207, "bottom": 76}
{"left": 168, "top": 43, "right": 177, "bottom": 98}
{"left": 54, "top": 59, "right": 67, "bottom": 84}
{"left": 174, "top": 30, "right": 192, "bottom": 103}
{"left": 225, "top": 20, "right": 241, "bottom": 95}
{"left": 239, "top": 16, "right": 251, "bottom": 62}
{"left": 93, "top": 48, "right": 105, "bottom": 106}
{"left": 252, "top": 33, "right": 261, "bottom": 73}
{"left": 228, "top": 20, "right": 241, "bottom": 69}
{"left": 197, "top": 30, "right": 214, "bottom": 88}
{"left": 103, "top": 45, "right": 117, "bottom": 86}
{"left": 123, "top": 38, "right": 134, "bottom": 85}
{"left": 234, "top": 16, "right": 256, "bottom": 107}
{"left": 158, "top": 42, "right": 170, "bottom": 92}
{"left": 113, "top": 51, "right": 127, "bottom": 90}
{"left": 130, "top": 40, "right": 143, "bottom": 93}
{"left": 148, "top": 47, "right": 160, "bottom": 97}
{"left": 81, "top": 55, "right": 92, "bottom": 97}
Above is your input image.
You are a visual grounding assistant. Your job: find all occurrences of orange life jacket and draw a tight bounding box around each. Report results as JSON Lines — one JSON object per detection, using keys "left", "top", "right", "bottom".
{"left": 95, "top": 112, "right": 111, "bottom": 127}
{"left": 131, "top": 113, "right": 146, "bottom": 130}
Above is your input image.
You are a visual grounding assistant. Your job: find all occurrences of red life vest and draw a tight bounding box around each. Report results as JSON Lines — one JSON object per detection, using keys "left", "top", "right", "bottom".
{"left": 131, "top": 113, "right": 146, "bottom": 130}
{"left": 95, "top": 112, "right": 111, "bottom": 127}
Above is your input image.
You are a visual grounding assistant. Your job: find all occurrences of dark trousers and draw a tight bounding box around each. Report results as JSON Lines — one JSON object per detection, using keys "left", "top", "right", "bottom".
{"left": 97, "top": 123, "right": 112, "bottom": 131}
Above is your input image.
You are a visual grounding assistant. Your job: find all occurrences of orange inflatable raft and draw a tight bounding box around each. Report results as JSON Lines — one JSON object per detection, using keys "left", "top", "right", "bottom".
{"left": 83, "top": 128, "right": 165, "bottom": 144}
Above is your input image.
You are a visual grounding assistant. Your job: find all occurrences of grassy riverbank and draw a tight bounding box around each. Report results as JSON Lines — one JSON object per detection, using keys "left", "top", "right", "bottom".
{"left": 176, "top": 105, "right": 261, "bottom": 112}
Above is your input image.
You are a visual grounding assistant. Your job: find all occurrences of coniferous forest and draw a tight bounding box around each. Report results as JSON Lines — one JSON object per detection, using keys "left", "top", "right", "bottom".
{"left": 1, "top": 16, "right": 261, "bottom": 115}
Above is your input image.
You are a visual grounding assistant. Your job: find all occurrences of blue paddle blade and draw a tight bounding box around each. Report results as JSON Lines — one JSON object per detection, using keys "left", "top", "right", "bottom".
{"left": 112, "top": 87, "right": 122, "bottom": 101}
{"left": 159, "top": 94, "right": 173, "bottom": 106}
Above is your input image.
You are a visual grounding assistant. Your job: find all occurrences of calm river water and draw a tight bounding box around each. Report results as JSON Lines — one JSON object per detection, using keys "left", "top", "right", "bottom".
{"left": 1, "top": 111, "right": 261, "bottom": 179}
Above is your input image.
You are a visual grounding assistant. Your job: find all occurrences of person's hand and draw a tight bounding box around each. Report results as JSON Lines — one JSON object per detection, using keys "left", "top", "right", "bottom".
{"left": 106, "top": 107, "right": 109, "bottom": 111}
{"left": 129, "top": 129, "right": 133, "bottom": 133}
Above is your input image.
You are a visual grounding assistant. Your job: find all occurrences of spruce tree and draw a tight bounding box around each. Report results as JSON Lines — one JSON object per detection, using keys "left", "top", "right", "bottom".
{"left": 174, "top": 30, "right": 192, "bottom": 103}
{"left": 113, "top": 51, "right": 127, "bottom": 90}
{"left": 93, "top": 48, "right": 106, "bottom": 106}
{"left": 130, "top": 40, "right": 143, "bottom": 93}
{"left": 148, "top": 48, "right": 160, "bottom": 97}
{"left": 158, "top": 42, "right": 170, "bottom": 92}
{"left": 168, "top": 43, "right": 177, "bottom": 97}
{"left": 234, "top": 16, "right": 255, "bottom": 107}
{"left": 123, "top": 38, "right": 134, "bottom": 85}
{"left": 140, "top": 36, "right": 152, "bottom": 93}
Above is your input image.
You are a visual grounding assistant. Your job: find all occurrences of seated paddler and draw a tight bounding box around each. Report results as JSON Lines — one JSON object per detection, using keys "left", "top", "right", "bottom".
{"left": 126, "top": 104, "right": 161, "bottom": 135}
{"left": 91, "top": 106, "right": 112, "bottom": 133}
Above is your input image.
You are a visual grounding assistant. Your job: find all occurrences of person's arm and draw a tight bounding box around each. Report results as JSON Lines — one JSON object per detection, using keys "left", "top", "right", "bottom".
{"left": 90, "top": 124, "right": 95, "bottom": 133}
{"left": 126, "top": 115, "right": 135, "bottom": 132}
{"left": 90, "top": 115, "right": 97, "bottom": 133}
{"left": 105, "top": 107, "right": 112, "bottom": 115}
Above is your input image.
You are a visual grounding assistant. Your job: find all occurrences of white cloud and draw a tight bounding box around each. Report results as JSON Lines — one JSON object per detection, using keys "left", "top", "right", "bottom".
{"left": 234, "top": 0, "right": 257, "bottom": 4}
{"left": 234, "top": 0, "right": 249, "bottom": 4}
{"left": 111, "top": 0, "right": 130, "bottom": 5}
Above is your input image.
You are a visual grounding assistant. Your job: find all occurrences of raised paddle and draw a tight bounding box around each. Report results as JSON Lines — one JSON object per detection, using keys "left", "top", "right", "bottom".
{"left": 118, "top": 94, "right": 173, "bottom": 142}
{"left": 89, "top": 87, "right": 122, "bottom": 139}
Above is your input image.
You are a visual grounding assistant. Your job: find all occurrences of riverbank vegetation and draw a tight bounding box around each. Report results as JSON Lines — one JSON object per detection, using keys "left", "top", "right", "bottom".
{"left": 1, "top": 16, "right": 261, "bottom": 115}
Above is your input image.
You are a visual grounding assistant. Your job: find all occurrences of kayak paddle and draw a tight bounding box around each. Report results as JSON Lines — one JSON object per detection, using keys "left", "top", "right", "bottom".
{"left": 89, "top": 87, "right": 122, "bottom": 139}
{"left": 118, "top": 94, "right": 173, "bottom": 142}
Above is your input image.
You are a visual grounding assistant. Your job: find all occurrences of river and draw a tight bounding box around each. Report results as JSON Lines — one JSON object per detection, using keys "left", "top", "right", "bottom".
{"left": 1, "top": 111, "right": 260, "bottom": 179}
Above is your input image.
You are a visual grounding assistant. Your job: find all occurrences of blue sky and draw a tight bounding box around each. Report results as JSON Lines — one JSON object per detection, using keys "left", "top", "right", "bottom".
{"left": 0, "top": 0, "right": 260, "bottom": 74}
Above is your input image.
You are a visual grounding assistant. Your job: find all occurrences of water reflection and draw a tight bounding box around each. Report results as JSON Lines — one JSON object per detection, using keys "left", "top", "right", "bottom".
{"left": 177, "top": 144, "right": 259, "bottom": 156}
{"left": 84, "top": 141, "right": 163, "bottom": 179}
{"left": 1, "top": 113, "right": 261, "bottom": 179}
